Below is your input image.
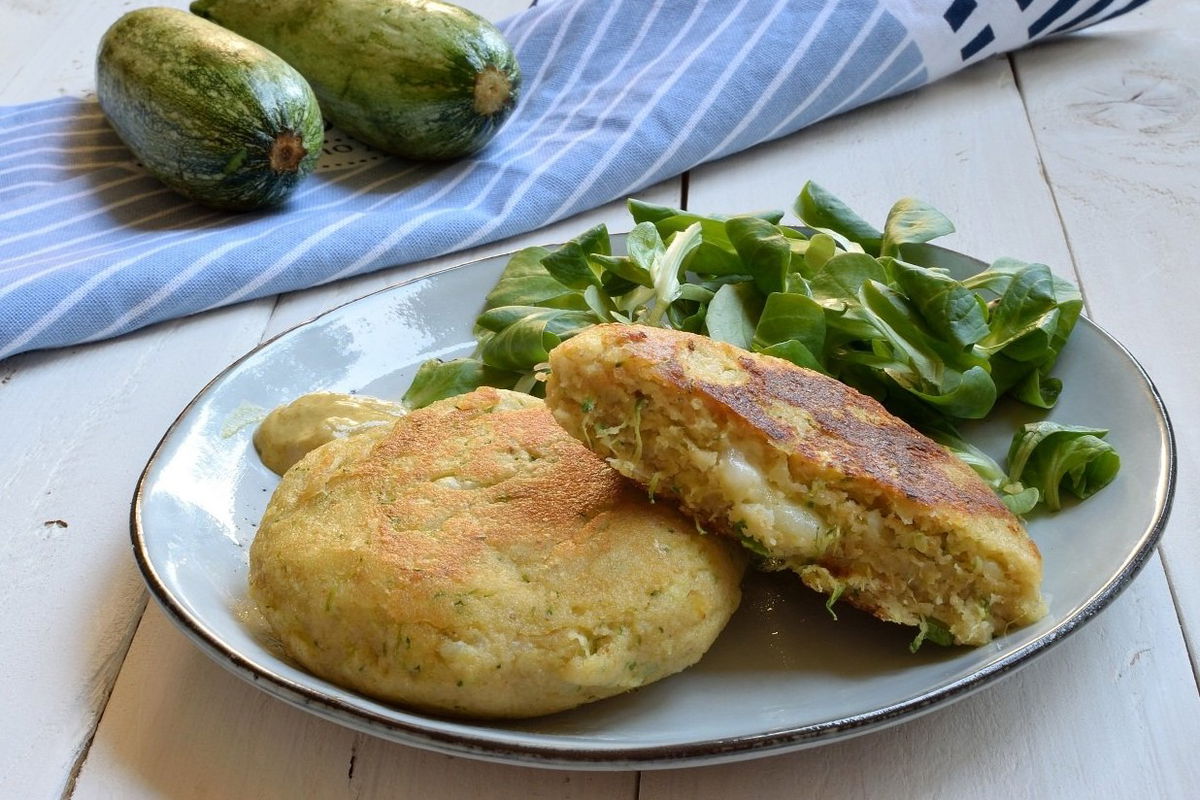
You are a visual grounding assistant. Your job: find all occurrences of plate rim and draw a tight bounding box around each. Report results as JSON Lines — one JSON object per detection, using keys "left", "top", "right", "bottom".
{"left": 129, "top": 242, "right": 1178, "bottom": 770}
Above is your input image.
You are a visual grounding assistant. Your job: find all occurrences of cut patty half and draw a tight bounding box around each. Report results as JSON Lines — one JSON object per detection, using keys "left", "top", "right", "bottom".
{"left": 545, "top": 324, "right": 1046, "bottom": 646}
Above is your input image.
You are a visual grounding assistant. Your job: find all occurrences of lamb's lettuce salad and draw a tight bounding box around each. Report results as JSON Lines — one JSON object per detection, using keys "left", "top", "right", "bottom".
{"left": 403, "top": 181, "right": 1119, "bottom": 514}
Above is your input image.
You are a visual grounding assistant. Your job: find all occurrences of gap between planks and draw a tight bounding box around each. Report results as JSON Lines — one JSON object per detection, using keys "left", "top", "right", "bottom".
{"left": 57, "top": 293, "right": 284, "bottom": 800}
{"left": 54, "top": 306, "right": 281, "bottom": 800}
{"left": 1005, "top": 52, "right": 1093, "bottom": 312}
{"left": 1157, "top": 555, "right": 1200, "bottom": 692}
{"left": 1006, "top": 45, "right": 1198, "bottom": 696}
{"left": 61, "top": 594, "right": 150, "bottom": 800}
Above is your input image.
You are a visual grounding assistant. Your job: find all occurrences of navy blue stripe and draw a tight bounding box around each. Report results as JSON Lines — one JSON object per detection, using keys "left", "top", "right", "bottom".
{"left": 1014, "top": 0, "right": 1035, "bottom": 10}
{"left": 961, "top": 25, "right": 995, "bottom": 60}
{"left": 1050, "top": 0, "right": 1116, "bottom": 34}
{"left": 1029, "top": 0, "right": 1086, "bottom": 38}
{"left": 943, "top": 0, "right": 977, "bottom": 32}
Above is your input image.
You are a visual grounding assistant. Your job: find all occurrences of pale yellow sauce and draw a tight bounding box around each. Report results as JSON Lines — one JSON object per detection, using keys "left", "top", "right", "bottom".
{"left": 253, "top": 392, "right": 406, "bottom": 476}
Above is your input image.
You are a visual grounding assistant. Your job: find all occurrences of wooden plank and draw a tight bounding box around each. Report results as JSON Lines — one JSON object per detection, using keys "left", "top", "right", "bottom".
{"left": 68, "top": 606, "right": 358, "bottom": 799}
{"left": 0, "top": 300, "right": 276, "bottom": 799}
{"left": 642, "top": 554, "right": 1200, "bottom": 800}
{"left": 71, "top": 605, "right": 638, "bottom": 800}
{"left": 1009, "top": 0, "right": 1200, "bottom": 675}
{"left": 0, "top": 3, "right": 274, "bottom": 796}
{"left": 0, "top": 0, "right": 192, "bottom": 103}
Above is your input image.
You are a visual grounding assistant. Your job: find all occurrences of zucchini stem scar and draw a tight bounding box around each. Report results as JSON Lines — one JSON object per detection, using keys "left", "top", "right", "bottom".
{"left": 269, "top": 131, "right": 308, "bottom": 173}
{"left": 473, "top": 65, "right": 512, "bottom": 116}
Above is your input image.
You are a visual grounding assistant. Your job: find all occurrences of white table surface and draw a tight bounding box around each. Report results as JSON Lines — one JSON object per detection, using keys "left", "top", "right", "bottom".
{"left": 2, "top": 1, "right": 1198, "bottom": 797}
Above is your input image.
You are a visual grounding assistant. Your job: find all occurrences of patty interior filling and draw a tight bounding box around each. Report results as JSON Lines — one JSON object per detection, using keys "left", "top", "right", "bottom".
{"left": 558, "top": 372, "right": 1043, "bottom": 647}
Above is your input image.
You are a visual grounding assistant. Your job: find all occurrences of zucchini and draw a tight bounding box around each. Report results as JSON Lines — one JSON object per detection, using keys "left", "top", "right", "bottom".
{"left": 190, "top": 0, "right": 521, "bottom": 160}
{"left": 96, "top": 7, "right": 324, "bottom": 211}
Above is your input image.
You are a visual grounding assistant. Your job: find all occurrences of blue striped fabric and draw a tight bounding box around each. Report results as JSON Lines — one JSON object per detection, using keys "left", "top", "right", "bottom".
{"left": 0, "top": 0, "right": 1149, "bottom": 358}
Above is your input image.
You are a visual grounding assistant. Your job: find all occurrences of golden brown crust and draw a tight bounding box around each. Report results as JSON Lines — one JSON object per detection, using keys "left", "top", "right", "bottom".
{"left": 545, "top": 325, "right": 1045, "bottom": 645}
{"left": 352, "top": 388, "right": 628, "bottom": 584}
{"left": 597, "top": 324, "right": 1018, "bottom": 527}
{"left": 250, "top": 387, "right": 745, "bottom": 717}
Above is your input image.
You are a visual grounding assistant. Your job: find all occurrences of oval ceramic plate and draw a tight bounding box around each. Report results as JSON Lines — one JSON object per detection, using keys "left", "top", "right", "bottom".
{"left": 132, "top": 240, "right": 1175, "bottom": 769}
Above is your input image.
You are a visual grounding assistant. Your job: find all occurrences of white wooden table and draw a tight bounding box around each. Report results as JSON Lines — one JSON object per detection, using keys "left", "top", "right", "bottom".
{"left": 3, "top": 1, "right": 1198, "bottom": 797}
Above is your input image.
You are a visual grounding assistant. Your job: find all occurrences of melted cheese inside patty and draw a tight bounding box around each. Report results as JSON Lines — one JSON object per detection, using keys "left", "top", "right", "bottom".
{"left": 713, "top": 447, "right": 824, "bottom": 557}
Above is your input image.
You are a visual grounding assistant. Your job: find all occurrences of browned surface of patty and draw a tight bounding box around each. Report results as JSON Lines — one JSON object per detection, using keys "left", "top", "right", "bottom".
{"left": 659, "top": 328, "right": 1011, "bottom": 516}
{"left": 545, "top": 324, "right": 1045, "bottom": 645}
{"left": 251, "top": 387, "right": 746, "bottom": 717}
{"left": 354, "top": 388, "right": 628, "bottom": 583}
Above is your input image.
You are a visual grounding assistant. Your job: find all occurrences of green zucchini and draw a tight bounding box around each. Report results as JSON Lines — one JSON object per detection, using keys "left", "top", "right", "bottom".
{"left": 97, "top": 7, "right": 324, "bottom": 211}
{"left": 190, "top": 0, "right": 521, "bottom": 160}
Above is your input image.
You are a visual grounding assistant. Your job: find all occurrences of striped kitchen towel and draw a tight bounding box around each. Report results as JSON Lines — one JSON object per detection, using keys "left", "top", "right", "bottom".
{"left": 0, "top": 0, "right": 1150, "bottom": 359}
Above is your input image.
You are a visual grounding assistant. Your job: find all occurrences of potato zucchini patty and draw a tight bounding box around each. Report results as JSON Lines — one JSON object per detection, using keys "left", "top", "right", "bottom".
{"left": 545, "top": 325, "right": 1046, "bottom": 646}
{"left": 251, "top": 387, "right": 745, "bottom": 718}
